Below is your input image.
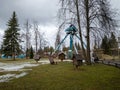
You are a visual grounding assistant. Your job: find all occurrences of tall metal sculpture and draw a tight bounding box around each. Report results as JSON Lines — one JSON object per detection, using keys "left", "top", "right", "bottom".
{"left": 54, "top": 24, "right": 86, "bottom": 59}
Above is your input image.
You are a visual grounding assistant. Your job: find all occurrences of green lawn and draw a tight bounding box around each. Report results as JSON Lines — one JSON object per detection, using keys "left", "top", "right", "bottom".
{"left": 0, "top": 60, "right": 120, "bottom": 90}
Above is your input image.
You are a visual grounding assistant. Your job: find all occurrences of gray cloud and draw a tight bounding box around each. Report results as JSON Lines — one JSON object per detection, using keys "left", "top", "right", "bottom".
{"left": 0, "top": 0, "right": 59, "bottom": 29}
{"left": 0, "top": 0, "right": 120, "bottom": 31}
{"left": 0, "top": 0, "right": 120, "bottom": 47}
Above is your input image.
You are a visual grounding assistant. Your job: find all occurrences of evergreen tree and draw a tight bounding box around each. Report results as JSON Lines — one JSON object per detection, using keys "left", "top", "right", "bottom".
{"left": 38, "top": 48, "right": 43, "bottom": 56}
{"left": 44, "top": 46, "right": 49, "bottom": 54}
{"left": 26, "top": 48, "right": 30, "bottom": 59}
{"left": 2, "top": 11, "right": 21, "bottom": 60}
{"left": 29, "top": 46, "right": 34, "bottom": 59}
{"left": 49, "top": 46, "right": 54, "bottom": 54}
{"left": 101, "top": 35, "right": 110, "bottom": 54}
{"left": 109, "top": 32, "right": 118, "bottom": 49}
{"left": 0, "top": 45, "right": 3, "bottom": 55}
{"left": 62, "top": 46, "right": 69, "bottom": 52}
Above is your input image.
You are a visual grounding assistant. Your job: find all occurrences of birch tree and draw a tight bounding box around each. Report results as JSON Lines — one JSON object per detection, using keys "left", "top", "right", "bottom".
{"left": 33, "top": 21, "right": 39, "bottom": 54}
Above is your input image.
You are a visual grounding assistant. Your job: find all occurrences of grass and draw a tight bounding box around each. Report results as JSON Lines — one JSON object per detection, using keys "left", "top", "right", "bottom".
{"left": 0, "top": 60, "right": 120, "bottom": 90}
{"left": 100, "top": 54, "right": 120, "bottom": 61}
{"left": 0, "top": 58, "right": 34, "bottom": 63}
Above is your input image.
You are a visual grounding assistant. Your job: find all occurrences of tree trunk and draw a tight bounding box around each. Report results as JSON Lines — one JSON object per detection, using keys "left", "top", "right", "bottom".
{"left": 13, "top": 48, "right": 16, "bottom": 60}
{"left": 34, "top": 22, "right": 38, "bottom": 54}
{"left": 35, "top": 32, "right": 38, "bottom": 54}
{"left": 75, "top": 0, "right": 87, "bottom": 61}
{"left": 25, "top": 20, "right": 31, "bottom": 58}
{"left": 13, "top": 53, "right": 15, "bottom": 60}
{"left": 85, "top": 0, "right": 91, "bottom": 65}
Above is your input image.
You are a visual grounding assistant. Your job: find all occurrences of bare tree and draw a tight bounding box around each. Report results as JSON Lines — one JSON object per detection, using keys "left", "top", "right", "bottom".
{"left": 33, "top": 22, "right": 48, "bottom": 54}
{"left": 55, "top": 30, "right": 61, "bottom": 49}
{"left": 38, "top": 32, "right": 48, "bottom": 50}
{"left": 20, "top": 20, "right": 31, "bottom": 58}
{"left": 74, "top": 0, "right": 87, "bottom": 62}
{"left": 58, "top": 0, "right": 87, "bottom": 62}
{"left": 33, "top": 21, "right": 39, "bottom": 54}
{"left": 82, "top": 0, "right": 118, "bottom": 64}
{"left": 55, "top": 21, "right": 67, "bottom": 51}
{"left": 58, "top": 0, "right": 118, "bottom": 65}
{"left": 25, "top": 20, "right": 31, "bottom": 50}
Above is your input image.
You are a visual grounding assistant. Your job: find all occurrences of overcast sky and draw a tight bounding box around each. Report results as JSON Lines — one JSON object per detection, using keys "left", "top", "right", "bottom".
{"left": 0, "top": 0, "right": 59, "bottom": 28}
{"left": 0, "top": 0, "right": 59, "bottom": 47}
{"left": 0, "top": 0, "right": 120, "bottom": 47}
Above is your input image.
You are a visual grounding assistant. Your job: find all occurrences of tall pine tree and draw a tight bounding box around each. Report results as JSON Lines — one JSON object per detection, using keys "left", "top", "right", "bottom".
{"left": 2, "top": 11, "right": 21, "bottom": 60}
{"left": 29, "top": 46, "right": 34, "bottom": 59}
{"left": 101, "top": 35, "right": 110, "bottom": 54}
{"left": 109, "top": 32, "right": 118, "bottom": 49}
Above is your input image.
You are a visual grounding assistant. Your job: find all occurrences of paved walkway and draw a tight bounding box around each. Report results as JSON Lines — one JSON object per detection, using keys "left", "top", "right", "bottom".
{"left": 99, "top": 60, "right": 120, "bottom": 68}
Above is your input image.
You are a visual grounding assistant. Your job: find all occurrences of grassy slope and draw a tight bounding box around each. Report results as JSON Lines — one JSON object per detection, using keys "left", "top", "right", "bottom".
{"left": 0, "top": 61, "right": 120, "bottom": 90}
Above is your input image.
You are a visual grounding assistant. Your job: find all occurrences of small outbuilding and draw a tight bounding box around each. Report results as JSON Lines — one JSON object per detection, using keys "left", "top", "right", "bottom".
{"left": 58, "top": 52, "right": 66, "bottom": 62}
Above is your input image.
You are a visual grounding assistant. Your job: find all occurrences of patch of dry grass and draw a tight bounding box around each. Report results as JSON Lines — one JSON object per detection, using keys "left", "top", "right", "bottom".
{"left": 0, "top": 61, "right": 120, "bottom": 90}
